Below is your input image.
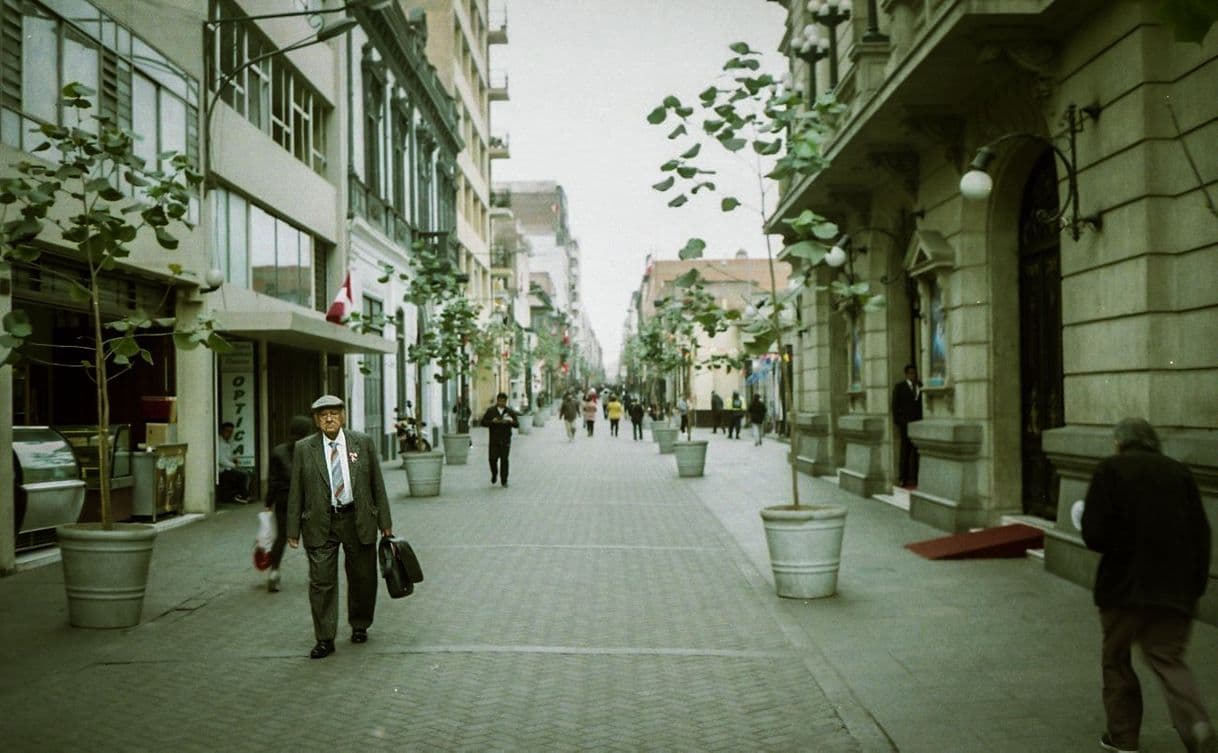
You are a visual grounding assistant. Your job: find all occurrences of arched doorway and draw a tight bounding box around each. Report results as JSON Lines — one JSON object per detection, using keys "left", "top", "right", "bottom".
{"left": 1018, "top": 150, "right": 1065, "bottom": 518}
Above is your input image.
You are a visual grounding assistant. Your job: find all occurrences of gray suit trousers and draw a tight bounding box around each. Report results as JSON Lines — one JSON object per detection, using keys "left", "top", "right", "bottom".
{"left": 306, "top": 509, "right": 378, "bottom": 641}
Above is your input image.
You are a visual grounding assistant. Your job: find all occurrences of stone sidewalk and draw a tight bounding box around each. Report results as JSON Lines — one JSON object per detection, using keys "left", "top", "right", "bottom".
{"left": 1, "top": 418, "right": 1216, "bottom": 752}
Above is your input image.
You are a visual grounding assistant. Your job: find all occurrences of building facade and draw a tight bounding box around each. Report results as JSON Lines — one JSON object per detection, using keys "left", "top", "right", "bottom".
{"left": 769, "top": 0, "right": 1218, "bottom": 619}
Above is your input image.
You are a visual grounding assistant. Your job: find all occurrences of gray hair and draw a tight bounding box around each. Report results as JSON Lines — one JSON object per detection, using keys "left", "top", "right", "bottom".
{"left": 1113, "top": 417, "right": 1160, "bottom": 453}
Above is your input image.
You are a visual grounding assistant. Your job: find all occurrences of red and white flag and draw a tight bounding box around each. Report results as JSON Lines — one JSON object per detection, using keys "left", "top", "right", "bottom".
{"left": 325, "top": 272, "right": 353, "bottom": 324}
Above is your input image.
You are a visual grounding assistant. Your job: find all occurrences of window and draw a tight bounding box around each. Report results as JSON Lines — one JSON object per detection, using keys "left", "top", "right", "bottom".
{"left": 363, "top": 65, "right": 384, "bottom": 194}
{"left": 925, "top": 276, "right": 947, "bottom": 387}
{"left": 218, "top": 188, "right": 313, "bottom": 307}
{"left": 362, "top": 297, "right": 385, "bottom": 457}
{"left": 211, "top": 0, "right": 329, "bottom": 174}
{"left": 848, "top": 313, "right": 863, "bottom": 393}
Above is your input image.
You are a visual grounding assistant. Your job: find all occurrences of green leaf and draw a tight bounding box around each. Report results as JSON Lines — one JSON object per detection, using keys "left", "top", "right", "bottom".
{"left": 698, "top": 85, "right": 718, "bottom": 104}
{"left": 138, "top": 348, "right": 154, "bottom": 365}
{"left": 680, "top": 143, "right": 701, "bottom": 159}
{"left": 206, "top": 333, "right": 233, "bottom": 353}
{"left": 662, "top": 95, "right": 681, "bottom": 108}
{"left": 690, "top": 181, "right": 716, "bottom": 194}
{"left": 678, "top": 238, "right": 706, "bottom": 260}
{"left": 721, "top": 138, "right": 747, "bottom": 152}
{"left": 702, "top": 118, "right": 724, "bottom": 134}
{"left": 673, "top": 268, "right": 701, "bottom": 287}
{"left": 174, "top": 331, "right": 198, "bottom": 350}
{"left": 99, "top": 186, "right": 124, "bottom": 201}
{"left": 729, "top": 42, "right": 752, "bottom": 55}
{"left": 2, "top": 310, "right": 33, "bottom": 337}
{"left": 676, "top": 166, "right": 697, "bottom": 179}
{"left": 667, "top": 194, "right": 688, "bottom": 208}
{"left": 660, "top": 159, "right": 679, "bottom": 172}
{"left": 784, "top": 240, "right": 826, "bottom": 263}
{"left": 168, "top": 263, "right": 183, "bottom": 275}
{"left": 812, "top": 220, "right": 839, "bottom": 240}
{"left": 154, "top": 226, "right": 178, "bottom": 249}
{"left": 674, "top": 106, "right": 693, "bottom": 118}
{"left": 721, "top": 197, "right": 740, "bottom": 212}
{"left": 666, "top": 124, "right": 687, "bottom": 139}
{"left": 646, "top": 106, "right": 667, "bottom": 125}
{"left": 0, "top": 333, "right": 21, "bottom": 348}
{"left": 651, "top": 176, "right": 675, "bottom": 192}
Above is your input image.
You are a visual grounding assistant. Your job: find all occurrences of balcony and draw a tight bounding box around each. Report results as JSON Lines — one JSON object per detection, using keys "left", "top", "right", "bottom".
{"left": 491, "top": 244, "right": 514, "bottom": 271}
{"left": 489, "top": 133, "right": 510, "bottom": 160}
{"left": 488, "top": 6, "right": 508, "bottom": 45}
{"left": 348, "top": 172, "right": 411, "bottom": 248}
{"left": 490, "top": 189, "right": 511, "bottom": 209}
{"left": 489, "top": 70, "right": 509, "bottom": 102}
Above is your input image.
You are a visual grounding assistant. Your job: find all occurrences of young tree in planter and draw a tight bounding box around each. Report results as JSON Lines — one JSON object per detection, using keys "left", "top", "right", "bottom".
{"left": 0, "top": 83, "right": 220, "bottom": 530}
{"left": 646, "top": 44, "right": 884, "bottom": 506}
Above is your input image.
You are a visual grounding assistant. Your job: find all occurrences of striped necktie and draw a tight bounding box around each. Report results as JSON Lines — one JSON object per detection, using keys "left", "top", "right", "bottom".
{"left": 329, "top": 440, "right": 345, "bottom": 505}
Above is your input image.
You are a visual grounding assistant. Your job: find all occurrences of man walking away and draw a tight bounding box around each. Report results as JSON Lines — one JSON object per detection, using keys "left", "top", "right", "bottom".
{"left": 710, "top": 391, "right": 724, "bottom": 434}
{"left": 287, "top": 395, "right": 393, "bottom": 659}
{"left": 892, "top": 363, "right": 923, "bottom": 488}
{"left": 265, "top": 415, "right": 312, "bottom": 592}
{"left": 1080, "top": 418, "right": 1213, "bottom": 753}
{"left": 677, "top": 394, "right": 691, "bottom": 434}
{"left": 480, "top": 392, "right": 518, "bottom": 487}
{"left": 748, "top": 394, "right": 767, "bottom": 445}
{"left": 728, "top": 391, "right": 744, "bottom": 439}
{"left": 628, "top": 400, "right": 645, "bottom": 440}
{"left": 560, "top": 392, "right": 579, "bottom": 441}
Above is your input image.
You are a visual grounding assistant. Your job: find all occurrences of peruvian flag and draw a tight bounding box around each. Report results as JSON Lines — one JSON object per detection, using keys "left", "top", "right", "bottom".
{"left": 325, "top": 272, "right": 353, "bottom": 324}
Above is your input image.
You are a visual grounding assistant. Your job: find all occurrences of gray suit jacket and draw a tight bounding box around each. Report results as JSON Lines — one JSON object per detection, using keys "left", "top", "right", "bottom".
{"left": 286, "top": 430, "right": 392, "bottom": 548}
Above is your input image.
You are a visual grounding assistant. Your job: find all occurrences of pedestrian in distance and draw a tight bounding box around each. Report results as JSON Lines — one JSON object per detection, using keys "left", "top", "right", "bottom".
{"left": 581, "top": 392, "right": 599, "bottom": 437}
{"left": 559, "top": 392, "right": 579, "bottom": 442}
{"left": 217, "top": 421, "right": 252, "bottom": 504}
{"left": 677, "top": 394, "right": 691, "bottom": 434}
{"left": 264, "top": 415, "right": 313, "bottom": 593}
{"left": 1079, "top": 418, "right": 1214, "bottom": 753}
{"left": 607, "top": 394, "right": 624, "bottom": 437}
{"left": 748, "top": 394, "right": 767, "bottom": 446}
{"left": 892, "top": 363, "right": 923, "bottom": 488}
{"left": 480, "top": 392, "right": 518, "bottom": 487}
{"left": 628, "top": 400, "right": 645, "bottom": 440}
{"left": 452, "top": 392, "right": 472, "bottom": 434}
{"left": 286, "top": 395, "right": 393, "bottom": 660}
{"left": 710, "top": 391, "right": 724, "bottom": 434}
{"left": 728, "top": 391, "right": 744, "bottom": 439}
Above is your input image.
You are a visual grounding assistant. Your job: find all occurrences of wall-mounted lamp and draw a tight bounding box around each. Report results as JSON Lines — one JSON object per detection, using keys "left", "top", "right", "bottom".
{"left": 789, "top": 22, "right": 829, "bottom": 101}
{"left": 959, "top": 102, "right": 1104, "bottom": 242}
{"left": 809, "top": 0, "right": 851, "bottom": 90}
{"left": 199, "top": 268, "right": 226, "bottom": 294}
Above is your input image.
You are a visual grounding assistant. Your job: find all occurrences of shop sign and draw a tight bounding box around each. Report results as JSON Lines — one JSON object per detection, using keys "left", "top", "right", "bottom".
{"left": 219, "top": 341, "right": 256, "bottom": 470}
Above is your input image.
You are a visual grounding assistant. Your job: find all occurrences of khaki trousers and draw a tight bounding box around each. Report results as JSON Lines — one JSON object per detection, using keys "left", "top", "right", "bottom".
{"left": 1100, "top": 606, "right": 1212, "bottom": 750}
{"left": 306, "top": 509, "right": 378, "bottom": 641}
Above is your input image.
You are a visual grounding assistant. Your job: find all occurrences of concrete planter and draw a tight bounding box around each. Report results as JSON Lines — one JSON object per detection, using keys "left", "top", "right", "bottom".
{"left": 532, "top": 412, "right": 545, "bottom": 428}
{"left": 402, "top": 450, "right": 445, "bottom": 497}
{"left": 654, "top": 427, "right": 679, "bottom": 454}
{"left": 57, "top": 522, "right": 157, "bottom": 628}
{"left": 517, "top": 415, "right": 532, "bottom": 435}
{"left": 759, "top": 504, "right": 847, "bottom": 599}
{"left": 442, "top": 433, "right": 470, "bottom": 465}
{"left": 673, "top": 440, "right": 708, "bottom": 477}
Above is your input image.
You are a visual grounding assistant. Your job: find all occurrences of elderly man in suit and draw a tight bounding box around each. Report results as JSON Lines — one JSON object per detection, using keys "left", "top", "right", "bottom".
{"left": 287, "top": 395, "right": 393, "bottom": 659}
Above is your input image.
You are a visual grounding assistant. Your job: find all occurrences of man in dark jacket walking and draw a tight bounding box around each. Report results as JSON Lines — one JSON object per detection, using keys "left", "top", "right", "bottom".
{"left": 1081, "top": 418, "right": 1213, "bottom": 753}
{"left": 264, "top": 415, "right": 313, "bottom": 592}
{"left": 710, "top": 391, "right": 724, "bottom": 434}
{"left": 480, "top": 392, "right": 518, "bottom": 487}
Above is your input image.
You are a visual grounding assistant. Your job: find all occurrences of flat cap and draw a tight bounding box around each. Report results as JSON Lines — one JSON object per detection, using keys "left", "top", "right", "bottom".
{"left": 310, "top": 394, "right": 345, "bottom": 411}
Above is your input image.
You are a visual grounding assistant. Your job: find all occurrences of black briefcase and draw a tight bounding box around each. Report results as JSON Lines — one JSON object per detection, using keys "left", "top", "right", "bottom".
{"left": 378, "top": 535, "right": 424, "bottom": 599}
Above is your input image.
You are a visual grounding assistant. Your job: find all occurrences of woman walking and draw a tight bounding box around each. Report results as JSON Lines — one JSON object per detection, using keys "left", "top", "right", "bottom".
{"left": 607, "top": 394, "right": 624, "bottom": 437}
{"left": 581, "top": 392, "right": 599, "bottom": 437}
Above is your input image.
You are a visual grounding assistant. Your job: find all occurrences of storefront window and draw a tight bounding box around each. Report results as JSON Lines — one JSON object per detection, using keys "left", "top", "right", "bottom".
{"left": 927, "top": 276, "right": 948, "bottom": 387}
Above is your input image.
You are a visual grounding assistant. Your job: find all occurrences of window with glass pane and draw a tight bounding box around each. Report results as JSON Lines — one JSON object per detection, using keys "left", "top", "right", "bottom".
{"left": 248, "top": 55, "right": 269, "bottom": 131}
{"left": 298, "top": 232, "right": 313, "bottom": 309}
{"left": 249, "top": 205, "right": 276, "bottom": 297}
{"left": 311, "top": 105, "right": 326, "bottom": 173}
{"left": 131, "top": 71, "right": 157, "bottom": 176}
{"left": 276, "top": 219, "right": 301, "bottom": 305}
{"left": 227, "top": 191, "right": 249, "bottom": 288}
{"left": 62, "top": 28, "right": 99, "bottom": 130}
{"left": 159, "top": 91, "right": 186, "bottom": 167}
{"left": 21, "top": 12, "right": 58, "bottom": 125}
{"left": 271, "top": 63, "right": 291, "bottom": 152}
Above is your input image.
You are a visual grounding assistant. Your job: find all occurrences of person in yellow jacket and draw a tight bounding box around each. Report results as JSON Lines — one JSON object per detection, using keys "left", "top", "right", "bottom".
{"left": 606, "top": 395, "right": 625, "bottom": 437}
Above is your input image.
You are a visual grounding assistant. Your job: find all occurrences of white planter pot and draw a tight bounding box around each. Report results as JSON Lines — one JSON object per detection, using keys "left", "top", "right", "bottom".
{"left": 653, "top": 427, "right": 679, "bottom": 454}
{"left": 759, "top": 504, "right": 847, "bottom": 599}
{"left": 673, "top": 440, "right": 708, "bottom": 477}
{"left": 57, "top": 522, "right": 157, "bottom": 628}
{"left": 532, "top": 412, "right": 545, "bottom": 428}
{"left": 442, "top": 433, "right": 470, "bottom": 465}
{"left": 402, "top": 450, "right": 445, "bottom": 496}
{"left": 517, "top": 416, "right": 532, "bottom": 435}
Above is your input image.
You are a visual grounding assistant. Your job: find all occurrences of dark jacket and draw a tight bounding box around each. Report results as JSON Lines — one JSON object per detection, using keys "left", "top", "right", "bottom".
{"left": 1081, "top": 447, "right": 1211, "bottom": 615}
{"left": 711, "top": 393, "right": 724, "bottom": 411}
{"left": 266, "top": 441, "right": 294, "bottom": 514}
{"left": 559, "top": 397, "right": 579, "bottom": 421}
{"left": 480, "top": 405, "right": 519, "bottom": 446}
{"left": 748, "top": 398, "right": 766, "bottom": 424}
{"left": 892, "top": 380, "right": 923, "bottom": 425}
{"left": 628, "top": 402, "right": 645, "bottom": 422}
{"left": 286, "top": 430, "right": 392, "bottom": 548}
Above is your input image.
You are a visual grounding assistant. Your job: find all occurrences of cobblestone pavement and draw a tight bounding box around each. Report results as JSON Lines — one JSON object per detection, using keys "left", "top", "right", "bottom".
{"left": 3, "top": 418, "right": 1217, "bottom": 752}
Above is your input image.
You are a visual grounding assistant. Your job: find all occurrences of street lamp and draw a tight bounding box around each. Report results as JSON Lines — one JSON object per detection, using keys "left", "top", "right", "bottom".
{"left": 959, "top": 102, "right": 1104, "bottom": 241}
{"left": 809, "top": 0, "right": 851, "bottom": 90}
{"left": 788, "top": 23, "right": 828, "bottom": 102}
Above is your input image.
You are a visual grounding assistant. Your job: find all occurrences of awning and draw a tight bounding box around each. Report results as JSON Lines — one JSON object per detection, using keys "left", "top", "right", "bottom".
{"left": 215, "top": 309, "right": 394, "bottom": 355}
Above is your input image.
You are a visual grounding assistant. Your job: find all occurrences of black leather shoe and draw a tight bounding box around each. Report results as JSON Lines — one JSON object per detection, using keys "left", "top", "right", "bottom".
{"left": 351, "top": 629, "right": 368, "bottom": 644}
{"left": 501, "top": 480, "right": 508, "bottom": 488}
{"left": 309, "top": 640, "right": 335, "bottom": 659}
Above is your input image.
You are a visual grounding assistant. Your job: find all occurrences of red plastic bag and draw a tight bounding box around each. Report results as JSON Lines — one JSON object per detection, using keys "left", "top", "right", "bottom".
{"left": 253, "top": 510, "right": 275, "bottom": 570}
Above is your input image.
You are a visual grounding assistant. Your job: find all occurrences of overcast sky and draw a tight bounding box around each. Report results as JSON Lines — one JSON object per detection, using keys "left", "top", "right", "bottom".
{"left": 491, "top": 0, "right": 788, "bottom": 376}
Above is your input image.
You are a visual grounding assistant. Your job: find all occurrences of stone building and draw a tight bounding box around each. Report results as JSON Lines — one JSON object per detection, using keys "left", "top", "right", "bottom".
{"left": 767, "top": 1, "right": 1218, "bottom": 619}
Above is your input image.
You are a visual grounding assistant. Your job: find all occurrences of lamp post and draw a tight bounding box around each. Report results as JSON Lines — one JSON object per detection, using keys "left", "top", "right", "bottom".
{"left": 808, "top": 0, "right": 852, "bottom": 90}
{"left": 788, "top": 22, "right": 828, "bottom": 102}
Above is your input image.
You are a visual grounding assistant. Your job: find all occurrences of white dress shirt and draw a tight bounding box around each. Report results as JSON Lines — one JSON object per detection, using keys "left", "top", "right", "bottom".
{"left": 321, "top": 429, "right": 354, "bottom": 506}
{"left": 216, "top": 435, "right": 237, "bottom": 472}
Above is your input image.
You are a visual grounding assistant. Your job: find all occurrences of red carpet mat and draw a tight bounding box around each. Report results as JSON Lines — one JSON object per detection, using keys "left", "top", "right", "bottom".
{"left": 905, "top": 523, "right": 1045, "bottom": 560}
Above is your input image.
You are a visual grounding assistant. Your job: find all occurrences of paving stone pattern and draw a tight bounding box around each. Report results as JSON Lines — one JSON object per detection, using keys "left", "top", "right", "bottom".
{"left": 0, "top": 425, "right": 863, "bottom": 751}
